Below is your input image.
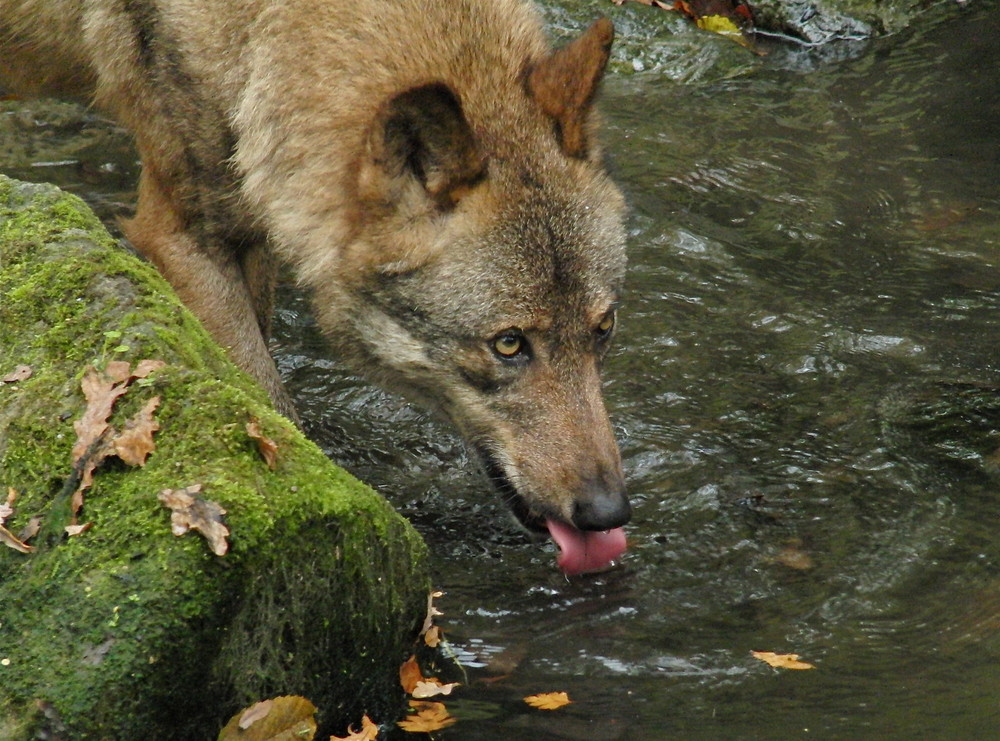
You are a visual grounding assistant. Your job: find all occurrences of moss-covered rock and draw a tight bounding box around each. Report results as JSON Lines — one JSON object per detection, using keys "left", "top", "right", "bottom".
{"left": 0, "top": 176, "right": 430, "bottom": 740}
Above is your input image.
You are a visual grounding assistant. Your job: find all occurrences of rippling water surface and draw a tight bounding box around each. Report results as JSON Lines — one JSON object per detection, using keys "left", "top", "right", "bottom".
{"left": 3, "top": 4, "right": 998, "bottom": 738}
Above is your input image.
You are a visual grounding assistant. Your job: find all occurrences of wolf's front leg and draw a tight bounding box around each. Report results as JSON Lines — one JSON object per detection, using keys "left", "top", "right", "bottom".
{"left": 123, "top": 167, "right": 299, "bottom": 422}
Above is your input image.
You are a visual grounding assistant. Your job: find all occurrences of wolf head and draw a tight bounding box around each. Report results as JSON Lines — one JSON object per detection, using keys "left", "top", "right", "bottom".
{"left": 310, "top": 19, "right": 630, "bottom": 573}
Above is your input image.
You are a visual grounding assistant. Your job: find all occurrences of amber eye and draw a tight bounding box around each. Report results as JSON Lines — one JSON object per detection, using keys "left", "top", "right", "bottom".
{"left": 596, "top": 311, "right": 615, "bottom": 338}
{"left": 493, "top": 332, "right": 525, "bottom": 358}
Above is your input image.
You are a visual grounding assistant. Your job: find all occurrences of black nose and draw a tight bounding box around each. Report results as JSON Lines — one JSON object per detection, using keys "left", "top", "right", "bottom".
{"left": 572, "top": 482, "right": 631, "bottom": 531}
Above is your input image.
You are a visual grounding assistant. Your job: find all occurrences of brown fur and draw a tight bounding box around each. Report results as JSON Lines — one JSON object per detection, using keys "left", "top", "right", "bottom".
{"left": 0, "top": 0, "right": 631, "bottom": 539}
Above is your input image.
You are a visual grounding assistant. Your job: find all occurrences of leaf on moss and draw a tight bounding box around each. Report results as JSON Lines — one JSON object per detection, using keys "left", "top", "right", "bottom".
{"left": 751, "top": 651, "right": 816, "bottom": 670}
{"left": 113, "top": 396, "right": 161, "bottom": 466}
{"left": 524, "top": 692, "right": 572, "bottom": 710}
{"left": 64, "top": 522, "right": 93, "bottom": 537}
{"left": 1, "top": 364, "right": 32, "bottom": 383}
{"left": 331, "top": 715, "right": 379, "bottom": 741}
{"left": 0, "top": 525, "right": 34, "bottom": 553}
{"left": 397, "top": 701, "right": 457, "bottom": 733}
{"left": 158, "top": 484, "right": 230, "bottom": 556}
{"left": 246, "top": 418, "right": 278, "bottom": 470}
{"left": 218, "top": 695, "right": 317, "bottom": 741}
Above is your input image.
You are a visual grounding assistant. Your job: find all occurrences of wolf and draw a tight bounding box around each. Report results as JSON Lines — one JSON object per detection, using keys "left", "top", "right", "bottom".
{"left": 0, "top": 0, "right": 631, "bottom": 573}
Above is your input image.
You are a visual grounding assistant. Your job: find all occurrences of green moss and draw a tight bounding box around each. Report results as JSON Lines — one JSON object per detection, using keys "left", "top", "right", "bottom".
{"left": 0, "top": 176, "right": 429, "bottom": 739}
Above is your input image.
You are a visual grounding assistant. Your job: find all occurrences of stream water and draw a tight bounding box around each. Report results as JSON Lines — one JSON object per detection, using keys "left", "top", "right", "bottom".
{"left": 2, "top": 3, "right": 998, "bottom": 738}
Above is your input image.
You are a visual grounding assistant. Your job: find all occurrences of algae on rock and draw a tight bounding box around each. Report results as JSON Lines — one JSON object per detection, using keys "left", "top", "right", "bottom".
{"left": 0, "top": 175, "right": 430, "bottom": 740}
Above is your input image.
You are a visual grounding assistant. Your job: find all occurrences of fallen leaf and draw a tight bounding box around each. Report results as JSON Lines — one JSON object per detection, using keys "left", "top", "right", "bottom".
{"left": 113, "top": 396, "right": 161, "bottom": 466}
{"left": 421, "top": 590, "right": 444, "bottom": 636}
{"left": 218, "top": 695, "right": 317, "bottom": 741}
{"left": 399, "top": 655, "right": 423, "bottom": 694}
{"left": 411, "top": 680, "right": 460, "bottom": 699}
{"left": 65, "top": 522, "right": 93, "bottom": 537}
{"left": 73, "top": 366, "right": 130, "bottom": 465}
{"left": 158, "top": 484, "right": 230, "bottom": 556}
{"left": 751, "top": 650, "right": 815, "bottom": 670}
{"left": 397, "top": 701, "right": 457, "bottom": 733}
{"left": 0, "top": 524, "right": 34, "bottom": 553}
{"left": 331, "top": 715, "right": 379, "bottom": 741}
{"left": 246, "top": 418, "right": 279, "bottom": 470}
{"left": 424, "top": 624, "right": 442, "bottom": 648}
{"left": 239, "top": 699, "right": 274, "bottom": 730}
{"left": 18, "top": 516, "right": 42, "bottom": 544}
{"left": 524, "top": 692, "right": 572, "bottom": 710}
{"left": 1, "top": 365, "right": 32, "bottom": 383}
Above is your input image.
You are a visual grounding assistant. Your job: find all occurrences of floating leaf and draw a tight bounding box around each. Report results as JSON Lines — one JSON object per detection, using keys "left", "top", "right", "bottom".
{"left": 411, "top": 680, "right": 460, "bottom": 699}
{"left": 397, "top": 701, "right": 457, "bottom": 733}
{"left": 751, "top": 650, "right": 815, "bottom": 670}
{"left": 217, "top": 695, "right": 317, "bottom": 741}
{"left": 524, "top": 692, "right": 572, "bottom": 710}
{"left": 331, "top": 715, "right": 379, "bottom": 741}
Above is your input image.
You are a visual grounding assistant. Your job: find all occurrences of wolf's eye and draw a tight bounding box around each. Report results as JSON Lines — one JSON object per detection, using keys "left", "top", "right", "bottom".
{"left": 493, "top": 331, "right": 525, "bottom": 359}
{"left": 596, "top": 311, "right": 615, "bottom": 339}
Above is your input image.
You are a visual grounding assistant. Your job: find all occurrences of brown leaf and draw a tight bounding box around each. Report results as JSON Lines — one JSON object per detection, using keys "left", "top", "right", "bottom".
{"left": 18, "top": 515, "right": 42, "bottom": 544}
{"left": 1, "top": 365, "right": 32, "bottom": 384}
{"left": 246, "top": 418, "right": 278, "bottom": 470}
{"left": 751, "top": 650, "right": 815, "bottom": 670}
{"left": 524, "top": 692, "right": 572, "bottom": 710}
{"left": 73, "top": 366, "right": 130, "bottom": 464}
{"left": 331, "top": 715, "right": 379, "bottom": 741}
{"left": 218, "top": 695, "right": 317, "bottom": 741}
{"left": 399, "top": 655, "right": 423, "bottom": 694}
{"left": 158, "top": 484, "right": 230, "bottom": 556}
{"left": 0, "top": 524, "right": 34, "bottom": 553}
{"left": 113, "top": 396, "right": 161, "bottom": 466}
{"left": 397, "top": 702, "right": 457, "bottom": 733}
{"left": 65, "top": 522, "right": 93, "bottom": 537}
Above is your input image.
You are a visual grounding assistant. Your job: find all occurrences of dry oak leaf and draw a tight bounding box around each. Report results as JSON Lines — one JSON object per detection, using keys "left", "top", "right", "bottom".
{"left": 218, "top": 695, "right": 317, "bottom": 741}
{"left": 397, "top": 701, "right": 457, "bottom": 733}
{"left": 751, "top": 651, "right": 815, "bottom": 670}
{"left": 411, "top": 679, "right": 460, "bottom": 699}
{"left": 158, "top": 484, "right": 230, "bottom": 556}
{"left": 331, "top": 714, "right": 379, "bottom": 741}
{"left": 114, "top": 396, "right": 161, "bottom": 466}
{"left": 524, "top": 692, "right": 572, "bottom": 710}
{"left": 246, "top": 418, "right": 279, "bottom": 470}
{"left": 1, "top": 364, "right": 32, "bottom": 383}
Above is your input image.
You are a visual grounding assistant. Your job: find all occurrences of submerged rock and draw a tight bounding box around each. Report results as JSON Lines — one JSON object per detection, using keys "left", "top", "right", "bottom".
{"left": 0, "top": 176, "right": 429, "bottom": 740}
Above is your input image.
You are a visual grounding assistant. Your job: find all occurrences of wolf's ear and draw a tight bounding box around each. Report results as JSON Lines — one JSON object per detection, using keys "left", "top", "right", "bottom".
{"left": 365, "top": 82, "right": 484, "bottom": 208}
{"left": 528, "top": 17, "right": 614, "bottom": 159}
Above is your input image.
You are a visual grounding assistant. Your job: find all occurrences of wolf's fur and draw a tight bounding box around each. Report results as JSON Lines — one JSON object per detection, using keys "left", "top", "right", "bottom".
{"left": 0, "top": 0, "right": 631, "bottom": 540}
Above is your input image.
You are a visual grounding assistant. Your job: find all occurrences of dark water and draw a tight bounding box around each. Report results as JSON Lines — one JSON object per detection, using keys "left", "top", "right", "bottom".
{"left": 3, "top": 4, "right": 999, "bottom": 738}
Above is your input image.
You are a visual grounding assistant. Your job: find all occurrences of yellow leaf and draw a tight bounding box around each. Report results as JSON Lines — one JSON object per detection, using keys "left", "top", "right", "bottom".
{"left": 696, "top": 14, "right": 742, "bottom": 37}
{"left": 399, "top": 655, "right": 423, "bottom": 694}
{"left": 331, "top": 714, "right": 379, "bottom": 741}
{"left": 423, "top": 624, "right": 442, "bottom": 648}
{"left": 751, "top": 651, "right": 816, "bottom": 670}
{"left": 217, "top": 695, "right": 317, "bottom": 741}
{"left": 397, "top": 701, "right": 457, "bottom": 733}
{"left": 524, "top": 692, "right": 572, "bottom": 710}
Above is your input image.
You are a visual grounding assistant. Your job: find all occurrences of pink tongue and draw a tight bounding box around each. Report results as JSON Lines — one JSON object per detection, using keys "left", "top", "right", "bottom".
{"left": 545, "top": 519, "right": 627, "bottom": 575}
